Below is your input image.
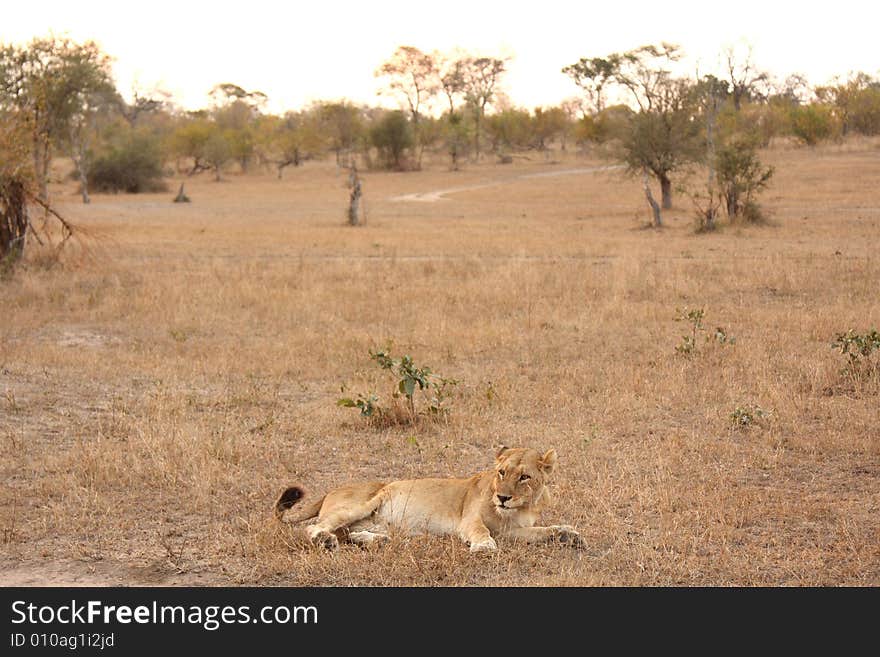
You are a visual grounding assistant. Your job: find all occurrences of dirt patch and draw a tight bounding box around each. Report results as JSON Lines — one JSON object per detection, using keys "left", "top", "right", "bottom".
{"left": 0, "top": 559, "right": 222, "bottom": 587}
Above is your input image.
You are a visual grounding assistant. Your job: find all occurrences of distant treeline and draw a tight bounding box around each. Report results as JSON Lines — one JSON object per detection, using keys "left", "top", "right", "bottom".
{"left": 1, "top": 37, "right": 878, "bottom": 224}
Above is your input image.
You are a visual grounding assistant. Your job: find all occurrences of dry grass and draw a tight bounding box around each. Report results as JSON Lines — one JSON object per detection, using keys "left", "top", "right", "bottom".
{"left": 1, "top": 143, "right": 879, "bottom": 586}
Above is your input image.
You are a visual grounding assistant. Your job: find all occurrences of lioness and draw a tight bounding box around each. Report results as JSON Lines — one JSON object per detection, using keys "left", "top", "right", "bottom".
{"left": 275, "top": 446, "right": 585, "bottom": 552}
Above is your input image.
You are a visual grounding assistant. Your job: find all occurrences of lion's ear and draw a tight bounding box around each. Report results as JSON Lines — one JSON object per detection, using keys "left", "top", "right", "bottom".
{"left": 539, "top": 449, "right": 558, "bottom": 475}
{"left": 495, "top": 445, "right": 510, "bottom": 460}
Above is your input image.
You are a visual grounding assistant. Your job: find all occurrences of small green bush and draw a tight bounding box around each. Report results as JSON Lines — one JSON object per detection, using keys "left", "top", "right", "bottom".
{"left": 338, "top": 348, "right": 458, "bottom": 426}
{"left": 832, "top": 328, "right": 880, "bottom": 376}
{"left": 674, "top": 308, "right": 735, "bottom": 356}
{"left": 370, "top": 111, "right": 413, "bottom": 170}
{"left": 789, "top": 104, "right": 835, "bottom": 146}
{"left": 716, "top": 137, "right": 774, "bottom": 223}
{"left": 87, "top": 135, "right": 168, "bottom": 193}
{"left": 730, "top": 404, "right": 770, "bottom": 429}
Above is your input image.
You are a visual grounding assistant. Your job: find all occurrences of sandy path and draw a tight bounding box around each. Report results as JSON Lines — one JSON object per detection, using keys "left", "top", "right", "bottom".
{"left": 388, "top": 165, "right": 622, "bottom": 202}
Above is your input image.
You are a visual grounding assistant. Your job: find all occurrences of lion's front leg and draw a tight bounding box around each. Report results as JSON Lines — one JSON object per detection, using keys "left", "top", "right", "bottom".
{"left": 503, "top": 525, "right": 586, "bottom": 548}
{"left": 458, "top": 517, "right": 497, "bottom": 553}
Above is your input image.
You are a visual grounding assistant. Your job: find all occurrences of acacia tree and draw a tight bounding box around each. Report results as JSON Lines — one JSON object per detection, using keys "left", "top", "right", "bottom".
{"left": 0, "top": 36, "right": 115, "bottom": 202}
{"left": 460, "top": 56, "right": 507, "bottom": 160}
{"left": 375, "top": 46, "right": 438, "bottom": 169}
{"left": 565, "top": 44, "right": 702, "bottom": 225}
{"left": 170, "top": 116, "right": 216, "bottom": 176}
{"left": 613, "top": 44, "right": 702, "bottom": 214}
{"left": 262, "top": 110, "right": 326, "bottom": 178}
{"left": 210, "top": 83, "right": 266, "bottom": 172}
{"left": 562, "top": 55, "right": 620, "bottom": 113}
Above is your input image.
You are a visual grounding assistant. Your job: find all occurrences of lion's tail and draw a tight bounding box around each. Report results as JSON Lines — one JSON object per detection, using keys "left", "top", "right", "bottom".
{"left": 274, "top": 485, "right": 325, "bottom": 523}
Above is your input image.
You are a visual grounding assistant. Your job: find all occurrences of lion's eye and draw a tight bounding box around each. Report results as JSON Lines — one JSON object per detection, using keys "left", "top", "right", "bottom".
{"left": 498, "top": 469, "right": 505, "bottom": 478}
{"left": 519, "top": 474, "right": 531, "bottom": 482}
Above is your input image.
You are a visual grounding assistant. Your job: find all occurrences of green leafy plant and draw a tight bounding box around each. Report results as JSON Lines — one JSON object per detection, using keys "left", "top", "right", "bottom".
{"left": 428, "top": 375, "right": 460, "bottom": 415}
{"left": 336, "top": 393, "right": 379, "bottom": 418}
{"left": 831, "top": 328, "right": 880, "bottom": 376}
{"left": 674, "top": 307, "right": 705, "bottom": 355}
{"left": 730, "top": 404, "right": 770, "bottom": 429}
{"left": 338, "top": 348, "right": 459, "bottom": 425}
{"left": 674, "top": 308, "right": 735, "bottom": 355}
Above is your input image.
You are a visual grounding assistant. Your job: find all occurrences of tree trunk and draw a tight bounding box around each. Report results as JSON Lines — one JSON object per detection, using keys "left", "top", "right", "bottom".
{"left": 642, "top": 169, "right": 662, "bottom": 227}
{"left": 0, "top": 178, "right": 29, "bottom": 261}
{"left": 660, "top": 174, "right": 672, "bottom": 210}
{"left": 726, "top": 188, "right": 738, "bottom": 218}
{"left": 173, "top": 183, "right": 190, "bottom": 203}
{"left": 705, "top": 96, "right": 717, "bottom": 230}
{"left": 348, "top": 165, "right": 362, "bottom": 226}
{"left": 33, "top": 136, "right": 50, "bottom": 203}
{"left": 473, "top": 109, "right": 482, "bottom": 161}
{"left": 78, "top": 166, "right": 90, "bottom": 204}
{"left": 413, "top": 115, "right": 424, "bottom": 171}
{"left": 72, "top": 147, "right": 90, "bottom": 204}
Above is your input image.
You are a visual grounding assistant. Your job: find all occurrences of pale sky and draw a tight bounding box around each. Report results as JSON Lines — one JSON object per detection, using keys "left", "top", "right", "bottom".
{"left": 3, "top": 0, "right": 878, "bottom": 114}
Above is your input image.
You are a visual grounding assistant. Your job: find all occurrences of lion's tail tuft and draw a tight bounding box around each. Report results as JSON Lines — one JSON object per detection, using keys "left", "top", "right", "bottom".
{"left": 274, "top": 485, "right": 305, "bottom": 520}
{"left": 274, "top": 485, "right": 325, "bottom": 523}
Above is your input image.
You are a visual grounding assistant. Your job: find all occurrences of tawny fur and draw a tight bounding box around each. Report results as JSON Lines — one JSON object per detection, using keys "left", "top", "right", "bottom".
{"left": 274, "top": 446, "right": 584, "bottom": 552}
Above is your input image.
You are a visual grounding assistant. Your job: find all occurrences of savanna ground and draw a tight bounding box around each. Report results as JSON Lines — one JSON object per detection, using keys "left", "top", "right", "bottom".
{"left": 1, "top": 141, "right": 878, "bottom": 586}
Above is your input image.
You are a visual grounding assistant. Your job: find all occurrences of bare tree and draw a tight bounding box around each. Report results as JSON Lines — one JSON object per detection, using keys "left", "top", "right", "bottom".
{"left": 120, "top": 86, "right": 170, "bottom": 127}
{"left": 724, "top": 44, "right": 769, "bottom": 111}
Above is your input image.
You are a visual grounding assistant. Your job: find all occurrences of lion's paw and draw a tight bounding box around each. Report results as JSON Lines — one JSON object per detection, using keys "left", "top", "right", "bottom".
{"left": 308, "top": 528, "right": 339, "bottom": 551}
{"left": 469, "top": 537, "right": 498, "bottom": 553}
{"left": 349, "top": 530, "right": 391, "bottom": 548}
{"left": 550, "top": 525, "right": 586, "bottom": 549}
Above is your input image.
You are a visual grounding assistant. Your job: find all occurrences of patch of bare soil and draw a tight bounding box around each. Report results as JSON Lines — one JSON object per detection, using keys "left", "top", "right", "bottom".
{"left": 0, "top": 559, "right": 223, "bottom": 587}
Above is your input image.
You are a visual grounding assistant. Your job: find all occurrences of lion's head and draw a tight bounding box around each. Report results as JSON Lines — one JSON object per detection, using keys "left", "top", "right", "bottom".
{"left": 491, "top": 446, "right": 556, "bottom": 516}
